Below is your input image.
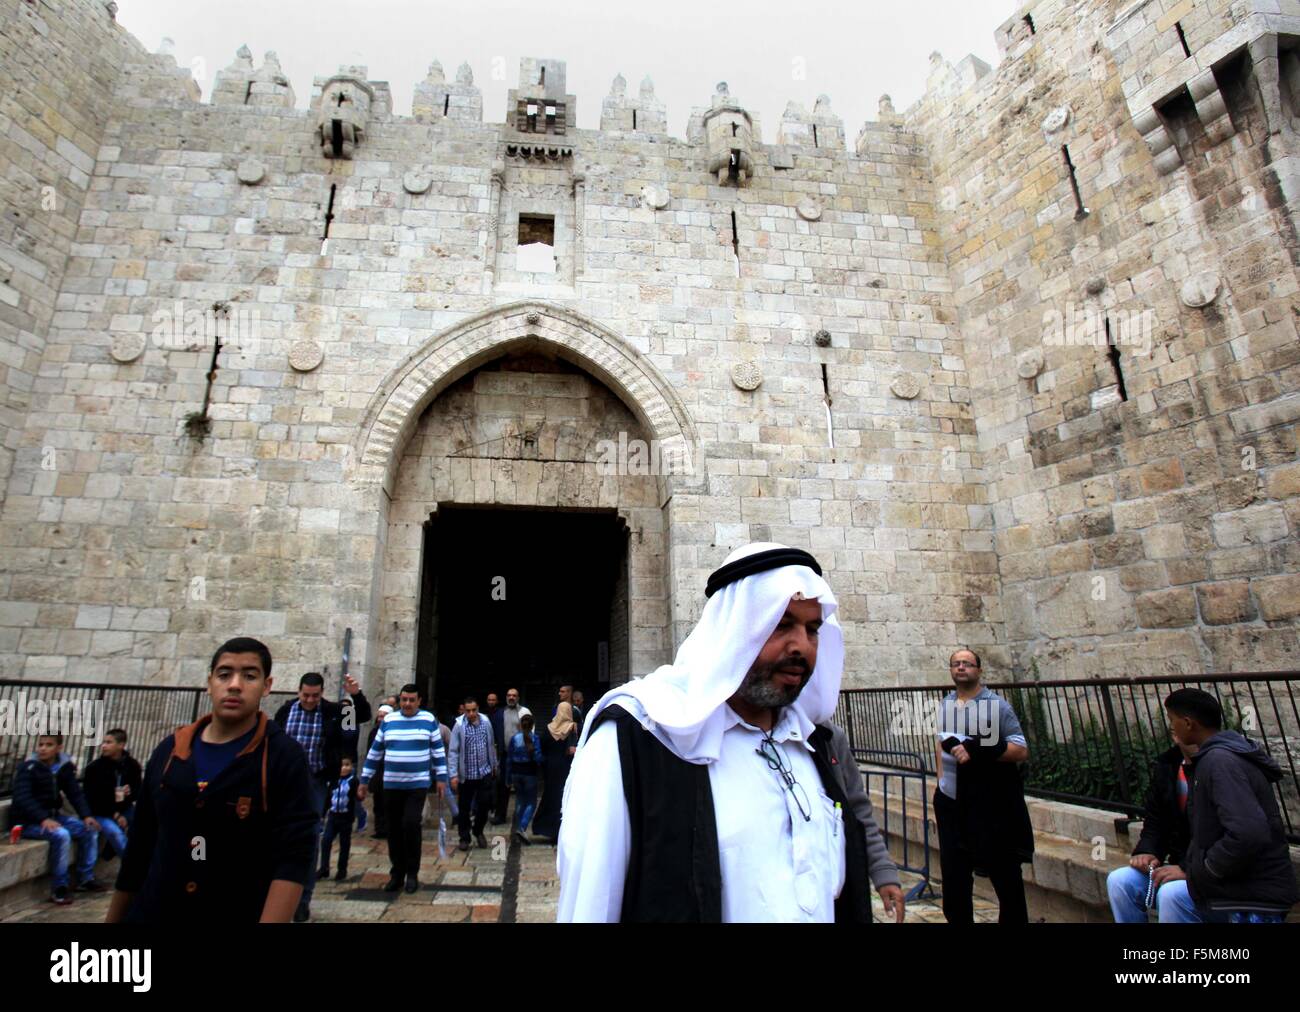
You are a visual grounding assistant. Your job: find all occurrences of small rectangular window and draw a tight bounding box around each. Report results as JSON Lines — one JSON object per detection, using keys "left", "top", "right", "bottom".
{"left": 517, "top": 214, "right": 556, "bottom": 273}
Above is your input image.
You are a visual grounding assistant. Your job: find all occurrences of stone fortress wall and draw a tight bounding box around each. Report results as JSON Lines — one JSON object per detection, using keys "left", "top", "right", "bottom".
{"left": 0, "top": 0, "right": 1295, "bottom": 695}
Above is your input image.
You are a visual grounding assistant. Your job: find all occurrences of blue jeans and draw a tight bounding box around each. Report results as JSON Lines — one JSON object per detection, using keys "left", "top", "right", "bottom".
{"left": 1107, "top": 866, "right": 1202, "bottom": 923}
{"left": 511, "top": 774, "right": 538, "bottom": 832}
{"left": 21, "top": 816, "right": 98, "bottom": 890}
{"left": 96, "top": 815, "right": 129, "bottom": 861}
{"left": 301, "top": 778, "right": 328, "bottom": 907}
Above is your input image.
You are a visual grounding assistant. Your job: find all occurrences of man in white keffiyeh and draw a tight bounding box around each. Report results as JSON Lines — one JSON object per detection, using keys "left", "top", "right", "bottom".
{"left": 557, "top": 543, "right": 878, "bottom": 923}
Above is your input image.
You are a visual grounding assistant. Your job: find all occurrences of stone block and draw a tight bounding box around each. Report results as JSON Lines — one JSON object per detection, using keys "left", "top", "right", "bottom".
{"left": 1136, "top": 587, "right": 1196, "bottom": 628}
{"left": 1195, "top": 581, "right": 1256, "bottom": 625}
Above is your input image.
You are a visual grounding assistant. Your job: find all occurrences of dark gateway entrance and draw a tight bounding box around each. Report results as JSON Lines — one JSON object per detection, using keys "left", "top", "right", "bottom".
{"left": 416, "top": 505, "right": 630, "bottom": 724}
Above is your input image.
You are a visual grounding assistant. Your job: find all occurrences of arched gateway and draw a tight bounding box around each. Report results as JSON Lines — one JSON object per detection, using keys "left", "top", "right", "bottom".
{"left": 346, "top": 301, "right": 702, "bottom": 714}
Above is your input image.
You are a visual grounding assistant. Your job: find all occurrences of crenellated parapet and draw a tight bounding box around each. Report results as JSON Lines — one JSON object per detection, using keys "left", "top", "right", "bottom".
{"left": 775, "top": 94, "right": 844, "bottom": 151}
{"left": 413, "top": 60, "right": 483, "bottom": 123}
{"left": 211, "top": 45, "right": 295, "bottom": 109}
{"left": 599, "top": 73, "right": 667, "bottom": 133}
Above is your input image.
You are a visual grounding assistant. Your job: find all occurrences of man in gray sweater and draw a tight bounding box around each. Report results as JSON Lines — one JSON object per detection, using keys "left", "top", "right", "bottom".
{"left": 827, "top": 724, "right": 905, "bottom": 921}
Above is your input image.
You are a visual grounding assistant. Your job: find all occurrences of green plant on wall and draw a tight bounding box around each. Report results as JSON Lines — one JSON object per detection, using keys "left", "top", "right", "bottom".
{"left": 1004, "top": 660, "right": 1160, "bottom": 812}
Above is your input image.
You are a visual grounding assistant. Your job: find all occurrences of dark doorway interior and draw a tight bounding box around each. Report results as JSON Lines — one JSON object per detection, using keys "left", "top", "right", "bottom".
{"left": 416, "top": 505, "right": 629, "bottom": 724}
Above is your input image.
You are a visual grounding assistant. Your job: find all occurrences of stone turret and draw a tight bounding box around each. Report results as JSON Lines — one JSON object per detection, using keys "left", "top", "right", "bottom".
{"left": 702, "top": 82, "right": 755, "bottom": 185}
{"left": 507, "top": 58, "right": 576, "bottom": 135}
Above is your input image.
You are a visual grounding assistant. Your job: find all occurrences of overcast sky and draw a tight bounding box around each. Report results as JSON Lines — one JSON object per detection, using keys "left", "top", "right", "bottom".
{"left": 116, "top": 0, "right": 1015, "bottom": 144}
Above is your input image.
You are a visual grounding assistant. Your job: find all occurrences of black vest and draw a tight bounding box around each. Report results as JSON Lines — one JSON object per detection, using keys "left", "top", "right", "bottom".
{"left": 591, "top": 705, "right": 873, "bottom": 923}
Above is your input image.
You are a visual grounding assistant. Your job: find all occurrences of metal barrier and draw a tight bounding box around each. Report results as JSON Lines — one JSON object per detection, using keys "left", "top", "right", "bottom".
{"left": 837, "top": 672, "right": 1300, "bottom": 844}
{"left": 0, "top": 680, "right": 294, "bottom": 799}
{"left": 853, "top": 748, "right": 937, "bottom": 902}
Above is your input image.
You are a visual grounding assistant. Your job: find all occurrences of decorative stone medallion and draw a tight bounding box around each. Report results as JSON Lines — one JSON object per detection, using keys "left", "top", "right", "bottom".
{"left": 890, "top": 372, "right": 921, "bottom": 400}
{"left": 110, "top": 333, "right": 146, "bottom": 364}
{"left": 403, "top": 171, "right": 432, "bottom": 195}
{"left": 1041, "top": 105, "right": 1071, "bottom": 135}
{"left": 1017, "top": 348, "right": 1045, "bottom": 379}
{"left": 797, "top": 198, "right": 822, "bottom": 221}
{"left": 731, "top": 361, "right": 762, "bottom": 391}
{"left": 640, "top": 184, "right": 670, "bottom": 210}
{"left": 1085, "top": 275, "right": 1107, "bottom": 296}
{"left": 236, "top": 159, "right": 266, "bottom": 185}
{"left": 1180, "top": 272, "right": 1221, "bottom": 308}
{"left": 814, "top": 329, "right": 832, "bottom": 347}
{"left": 525, "top": 311, "right": 541, "bottom": 325}
{"left": 288, "top": 339, "right": 324, "bottom": 372}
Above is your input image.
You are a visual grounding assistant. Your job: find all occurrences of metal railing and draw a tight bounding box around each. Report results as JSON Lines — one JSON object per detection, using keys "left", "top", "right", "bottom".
{"left": 836, "top": 672, "right": 1300, "bottom": 845}
{"left": 853, "top": 748, "right": 936, "bottom": 903}
{"left": 0, "top": 680, "right": 294, "bottom": 799}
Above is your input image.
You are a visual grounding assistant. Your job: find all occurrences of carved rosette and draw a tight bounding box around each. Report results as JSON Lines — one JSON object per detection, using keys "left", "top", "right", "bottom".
{"left": 288, "top": 339, "right": 324, "bottom": 372}
{"left": 110, "top": 333, "right": 146, "bottom": 363}
{"left": 890, "top": 372, "right": 921, "bottom": 400}
{"left": 731, "top": 361, "right": 762, "bottom": 391}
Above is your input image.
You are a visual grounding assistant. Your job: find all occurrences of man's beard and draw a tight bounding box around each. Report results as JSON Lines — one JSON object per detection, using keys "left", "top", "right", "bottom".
{"left": 737, "top": 656, "right": 811, "bottom": 709}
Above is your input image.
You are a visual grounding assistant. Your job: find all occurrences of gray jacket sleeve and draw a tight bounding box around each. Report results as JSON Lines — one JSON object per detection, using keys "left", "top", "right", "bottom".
{"left": 829, "top": 723, "right": 902, "bottom": 891}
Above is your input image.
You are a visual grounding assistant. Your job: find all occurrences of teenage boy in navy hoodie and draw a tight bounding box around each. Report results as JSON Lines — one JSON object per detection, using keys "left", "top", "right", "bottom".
{"left": 9, "top": 734, "right": 102, "bottom": 904}
{"left": 1164, "top": 688, "right": 1299, "bottom": 923}
{"left": 106, "top": 637, "right": 317, "bottom": 923}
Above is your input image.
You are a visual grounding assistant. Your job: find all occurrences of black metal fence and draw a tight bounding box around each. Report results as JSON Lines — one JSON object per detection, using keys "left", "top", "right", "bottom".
{"left": 836, "top": 672, "right": 1300, "bottom": 844}
{"left": 0, "top": 680, "right": 294, "bottom": 800}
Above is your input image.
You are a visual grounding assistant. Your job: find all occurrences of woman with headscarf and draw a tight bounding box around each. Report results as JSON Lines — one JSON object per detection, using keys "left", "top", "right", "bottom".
{"left": 531, "top": 698, "right": 578, "bottom": 840}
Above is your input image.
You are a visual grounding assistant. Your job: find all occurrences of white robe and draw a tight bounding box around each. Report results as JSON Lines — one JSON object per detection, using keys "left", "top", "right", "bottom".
{"left": 556, "top": 704, "right": 847, "bottom": 922}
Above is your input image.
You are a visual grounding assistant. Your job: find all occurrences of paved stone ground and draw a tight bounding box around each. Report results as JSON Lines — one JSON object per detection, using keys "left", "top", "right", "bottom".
{"left": 3, "top": 802, "right": 984, "bottom": 924}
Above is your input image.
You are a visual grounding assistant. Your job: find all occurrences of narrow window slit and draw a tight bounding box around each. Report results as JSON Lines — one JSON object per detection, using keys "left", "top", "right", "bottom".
{"left": 730, "top": 210, "right": 741, "bottom": 276}
{"left": 323, "top": 183, "right": 337, "bottom": 240}
{"left": 812, "top": 123, "right": 819, "bottom": 147}
{"left": 444, "top": 94, "right": 450, "bottom": 116}
{"left": 244, "top": 81, "right": 253, "bottom": 105}
{"left": 1105, "top": 319, "right": 1128, "bottom": 402}
{"left": 632, "top": 109, "right": 637, "bottom": 130}
{"left": 1024, "top": 14, "right": 1035, "bottom": 35}
{"left": 1062, "top": 145, "right": 1088, "bottom": 219}
{"left": 821, "top": 363, "right": 835, "bottom": 459}
{"left": 1175, "top": 21, "right": 1191, "bottom": 59}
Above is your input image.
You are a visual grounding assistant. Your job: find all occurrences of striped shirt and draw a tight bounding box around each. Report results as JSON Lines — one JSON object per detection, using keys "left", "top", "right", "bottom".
{"left": 362, "top": 709, "right": 447, "bottom": 790}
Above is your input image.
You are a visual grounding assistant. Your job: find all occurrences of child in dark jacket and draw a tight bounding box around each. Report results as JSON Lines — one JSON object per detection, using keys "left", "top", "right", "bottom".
{"left": 9, "top": 734, "right": 103, "bottom": 904}
{"left": 81, "top": 728, "right": 144, "bottom": 862}
{"left": 319, "top": 757, "right": 359, "bottom": 880}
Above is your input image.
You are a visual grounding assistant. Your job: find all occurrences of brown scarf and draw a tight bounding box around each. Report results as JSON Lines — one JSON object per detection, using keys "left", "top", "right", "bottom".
{"left": 548, "top": 701, "right": 576, "bottom": 742}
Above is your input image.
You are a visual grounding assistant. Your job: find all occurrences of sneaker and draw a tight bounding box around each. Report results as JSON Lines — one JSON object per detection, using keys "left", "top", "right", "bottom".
{"left": 334, "top": 868, "right": 348, "bottom": 882}
{"left": 316, "top": 867, "right": 329, "bottom": 880}
{"left": 383, "top": 875, "right": 403, "bottom": 892}
{"left": 77, "top": 879, "right": 107, "bottom": 893}
{"left": 293, "top": 903, "right": 310, "bottom": 923}
{"left": 474, "top": 833, "right": 488, "bottom": 849}
{"left": 51, "top": 886, "right": 72, "bottom": 906}
{"left": 457, "top": 840, "right": 470, "bottom": 852}
{"left": 404, "top": 874, "right": 419, "bottom": 894}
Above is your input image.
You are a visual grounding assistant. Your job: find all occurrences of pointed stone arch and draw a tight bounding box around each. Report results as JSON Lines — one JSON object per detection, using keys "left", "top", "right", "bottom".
{"left": 351, "top": 300, "right": 701, "bottom": 497}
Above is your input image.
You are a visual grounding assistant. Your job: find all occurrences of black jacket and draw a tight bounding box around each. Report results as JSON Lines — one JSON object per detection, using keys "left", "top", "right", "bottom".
{"left": 273, "top": 692, "right": 372, "bottom": 784}
{"left": 115, "top": 713, "right": 317, "bottom": 923}
{"left": 8, "top": 753, "right": 91, "bottom": 826}
{"left": 1184, "top": 731, "right": 1299, "bottom": 914}
{"left": 591, "top": 705, "right": 873, "bottom": 923}
{"left": 1132, "top": 745, "right": 1192, "bottom": 865}
{"left": 82, "top": 753, "right": 144, "bottom": 819}
{"left": 951, "top": 733, "right": 1034, "bottom": 866}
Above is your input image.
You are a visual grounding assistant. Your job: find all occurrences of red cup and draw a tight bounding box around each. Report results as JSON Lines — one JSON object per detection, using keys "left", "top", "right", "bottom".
{"left": 9, "top": 825, "right": 21, "bottom": 845}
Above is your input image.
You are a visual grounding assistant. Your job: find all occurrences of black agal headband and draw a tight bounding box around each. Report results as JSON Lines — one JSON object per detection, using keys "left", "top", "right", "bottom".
{"left": 704, "top": 548, "right": 823, "bottom": 598}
